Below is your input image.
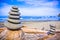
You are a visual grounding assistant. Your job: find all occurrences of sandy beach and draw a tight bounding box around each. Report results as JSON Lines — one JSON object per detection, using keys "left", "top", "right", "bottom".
{"left": 22, "top": 21, "right": 60, "bottom": 31}
{"left": 0, "top": 21, "right": 60, "bottom": 31}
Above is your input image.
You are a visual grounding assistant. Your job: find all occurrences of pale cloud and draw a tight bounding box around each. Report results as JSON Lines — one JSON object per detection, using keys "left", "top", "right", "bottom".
{"left": 0, "top": 2, "right": 59, "bottom": 16}
{"left": 16, "top": 0, "right": 60, "bottom": 16}
{"left": 20, "top": 7, "right": 59, "bottom": 16}
{"left": 0, "top": 3, "right": 13, "bottom": 16}
{"left": 17, "top": 0, "right": 58, "bottom": 7}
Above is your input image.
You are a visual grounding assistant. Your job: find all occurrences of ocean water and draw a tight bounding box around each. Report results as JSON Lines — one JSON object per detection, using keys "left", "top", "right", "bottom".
{"left": 0, "top": 16, "right": 60, "bottom": 22}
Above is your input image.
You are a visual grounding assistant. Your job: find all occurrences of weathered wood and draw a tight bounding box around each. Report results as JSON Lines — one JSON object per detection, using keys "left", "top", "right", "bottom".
{"left": 0, "top": 28, "right": 24, "bottom": 40}
{"left": 0, "top": 28, "right": 57, "bottom": 40}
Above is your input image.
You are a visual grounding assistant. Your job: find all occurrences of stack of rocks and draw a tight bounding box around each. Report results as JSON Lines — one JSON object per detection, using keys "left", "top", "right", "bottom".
{"left": 50, "top": 25, "right": 56, "bottom": 35}
{"left": 47, "top": 25, "right": 56, "bottom": 35}
{"left": 4, "top": 6, "right": 22, "bottom": 30}
{"left": 0, "top": 6, "right": 24, "bottom": 40}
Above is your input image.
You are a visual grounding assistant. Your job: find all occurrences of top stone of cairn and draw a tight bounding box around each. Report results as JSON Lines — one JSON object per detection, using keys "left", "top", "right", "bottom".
{"left": 12, "top": 6, "right": 18, "bottom": 9}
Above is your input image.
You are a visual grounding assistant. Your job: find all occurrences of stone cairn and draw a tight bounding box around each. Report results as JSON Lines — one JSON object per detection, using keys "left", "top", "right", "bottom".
{"left": 0, "top": 6, "right": 24, "bottom": 40}
{"left": 5, "top": 6, "right": 22, "bottom": 30}
{"left": 47, "top": 25, "right": 56, "bottom": 35}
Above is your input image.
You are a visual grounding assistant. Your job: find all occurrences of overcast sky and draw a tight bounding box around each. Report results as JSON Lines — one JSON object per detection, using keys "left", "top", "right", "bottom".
{"left": 0, "top": 0, "right": 60, "bottom": 16}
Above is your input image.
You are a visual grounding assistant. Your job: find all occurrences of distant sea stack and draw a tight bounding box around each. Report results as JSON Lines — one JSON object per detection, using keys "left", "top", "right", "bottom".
{"left": 4, "top": 6, "right": 22, "bottom": 30}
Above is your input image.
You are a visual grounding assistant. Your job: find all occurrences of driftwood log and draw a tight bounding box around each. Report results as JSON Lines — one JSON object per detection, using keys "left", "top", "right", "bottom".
{"left": 0, "top": 27, "right": 57, "bottom": 40}
{"left": 0, "top": 28, "right": 24, "bottom": 40}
